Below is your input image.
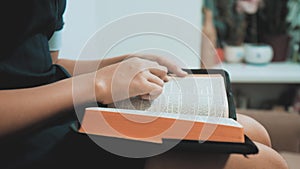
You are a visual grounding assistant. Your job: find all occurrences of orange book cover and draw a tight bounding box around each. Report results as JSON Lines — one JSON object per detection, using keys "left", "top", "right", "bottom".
{"left": 78, "top": 108, "right": 244, "bottom": 144}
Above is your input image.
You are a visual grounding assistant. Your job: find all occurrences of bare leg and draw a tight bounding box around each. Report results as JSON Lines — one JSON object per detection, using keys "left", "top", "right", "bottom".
{"left": 144, "top": 142, "right": 288, "bottom": 169}
{"left": 225, "top": 142, "right": 288, "bottom": 169}
{"left": 145, "top": 114, "right": 285, "bottom": 169}
{"left": 237, "top": 114, "right": 272, "bottom": 147}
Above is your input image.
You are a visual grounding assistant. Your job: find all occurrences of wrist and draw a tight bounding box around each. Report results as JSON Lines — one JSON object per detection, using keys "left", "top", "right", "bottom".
{"left": 72, "top": 73, "right": 98, "bottom": 105}
{"left": 93, "top": 70, "right": 111, "bottom": 104}
{"left": 94, "top": 78, "right": 107, "bottom": 104}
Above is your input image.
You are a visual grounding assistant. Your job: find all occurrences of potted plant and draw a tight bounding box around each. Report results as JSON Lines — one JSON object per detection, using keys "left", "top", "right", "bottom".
{"left": 256, "top": 0, "right": 290, "bottom": 62}
{"left": 212, "top": 0, "right": 247, "bottom": 63}
{"left": 212, "top": 0, "right": 267, "bottom": 63}
{"left": 209, "top": 0, "right": 247, "bottom": 46}
{"left": 286, "top": 0, "right": 300, "bottom": 62}
{"left": 205, "top": 0, "right": 269, "bottom": 63}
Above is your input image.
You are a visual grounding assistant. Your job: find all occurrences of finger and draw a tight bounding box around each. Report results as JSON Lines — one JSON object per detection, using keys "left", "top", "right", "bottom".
{"left": 140, "top": 94, "right": 151, "bottom": 100}
{"left": 139, "top": 79, "right": 163, "bottom": 99}
{"left": 140, "top": 93, "right": 160, "bottom": 101}
{"left": 145, "top": 71, "right": 165, "bottom": 87}
{"left": 131, "top": 56, "right": 188, "bottom": 77}
{"left": 140, "top": 87, "right": 162, "bottom": 100}
{"left": 156, "top": 57, "right": 188, "bottom": 77}
{"left": 171, "top": 67, "right": 188, "bottom": 77}
{"left": 162, "top": 75, "right": 171, "bottom": 82}
{"left": 136, "top": 58, "right": 168, "bottom": 77}
{"left": 149, "top": 65, "right": 168, "bottom": 79}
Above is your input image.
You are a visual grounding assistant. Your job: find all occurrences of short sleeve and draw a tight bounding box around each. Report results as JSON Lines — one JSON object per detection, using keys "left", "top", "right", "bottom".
{"left": 49, "top": 30, "right": 63, "bottom": 51}
{"left": 55, "top": 0, "right": 67, "bottom": 31}
{"left": 49, "top": 0, "right": 66, "bottom": 51}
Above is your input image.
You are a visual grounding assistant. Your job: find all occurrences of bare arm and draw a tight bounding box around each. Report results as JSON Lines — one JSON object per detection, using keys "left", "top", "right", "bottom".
{"left": 52, "top": 52, "right": 132, "bottom": 76}
{"left": 0, "top": 51, "right": 187, "bottom": 138}
{"left": 0, "top": 56, "right": 179, "bottom": 138}
{"left": 0, "top": 73, "right": 94, "bottom": 138}
{"left": 51, "top": 53, "right": 187, "bottom": 77}
{"left": 56, "top": 56, "right": 128, "bottom": 76}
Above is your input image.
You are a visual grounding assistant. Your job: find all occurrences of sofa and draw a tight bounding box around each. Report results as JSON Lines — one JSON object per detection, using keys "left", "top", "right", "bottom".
{"left": 238, "top": 109, "right": 300, "bottom": 169}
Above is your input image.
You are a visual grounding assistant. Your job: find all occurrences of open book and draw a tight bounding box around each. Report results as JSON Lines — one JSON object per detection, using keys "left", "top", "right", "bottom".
{"left": 78, "top": 74, "right": 245, "bottom": 144}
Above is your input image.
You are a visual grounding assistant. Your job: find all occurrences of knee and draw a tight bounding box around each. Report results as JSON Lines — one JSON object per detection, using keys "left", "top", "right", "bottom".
{"left": 237, "top": 114, "right": 272, "bottom": 147}
{"left": 227, "top": 142, "right": 288, "bottom": 169}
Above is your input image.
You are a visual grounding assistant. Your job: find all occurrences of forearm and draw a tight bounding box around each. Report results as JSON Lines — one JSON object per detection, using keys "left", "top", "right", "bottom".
{"left": 55, "top": 54, "right": 129, "bottom": 76}
{"left": 0, "top": 74, "right": 94, "bottom": 137}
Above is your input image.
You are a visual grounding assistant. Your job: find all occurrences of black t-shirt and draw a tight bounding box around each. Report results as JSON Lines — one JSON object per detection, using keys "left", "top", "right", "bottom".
{"left": 0, "top": 0, "right": 69, "bottom": 90}
{"left": 0, "top": 1, "right": 76, "bottom": 168}
{"left": 0, "top": 2, "right": 148, "bottom": 169}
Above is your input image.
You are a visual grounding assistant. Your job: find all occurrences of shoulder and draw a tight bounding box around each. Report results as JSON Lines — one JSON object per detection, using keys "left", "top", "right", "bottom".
{"left": 0, "top": 0, "right": 67, "bottom": 56}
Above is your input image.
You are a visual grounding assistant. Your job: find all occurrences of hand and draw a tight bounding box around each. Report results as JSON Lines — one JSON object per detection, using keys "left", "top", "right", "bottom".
{"left": 94, "top": 57, "right": 169, "bottom": 104}
{"left": 124, "top": 54, "right": 188, "bottom": 77}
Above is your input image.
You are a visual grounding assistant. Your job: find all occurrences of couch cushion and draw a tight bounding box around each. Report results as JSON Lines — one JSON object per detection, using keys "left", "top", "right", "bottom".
{"left": 280, "top": 152, "right": 300, "bottom": 169}
{"left": 237, "top": 109, "right": 300, "bottom": 153}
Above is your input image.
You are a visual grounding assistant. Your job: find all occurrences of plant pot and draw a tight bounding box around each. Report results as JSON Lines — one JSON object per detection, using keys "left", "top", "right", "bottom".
{"left": 260, "top": 34, "right": 291, "bottom": 62}
{"left": 244, "top": 43, "right": 274, "bottom": 65}
{"left": 224, "top": 45, "right": 245, "bottom": 63}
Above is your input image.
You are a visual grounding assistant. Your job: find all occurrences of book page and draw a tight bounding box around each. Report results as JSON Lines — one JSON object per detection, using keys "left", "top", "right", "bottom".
{"left": 86, "top": 107, "right": 241, "bottom": 128}
{"left": 112, "top": 74, "right": 229, "bottom": 118}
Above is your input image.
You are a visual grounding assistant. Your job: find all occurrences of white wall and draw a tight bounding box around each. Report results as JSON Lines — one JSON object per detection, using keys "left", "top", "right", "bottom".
{"left": 60, "top": 0, "right": 203, "bottom": 68}
{"left": 60, "top": 0, "right": 97, "bottom": 59}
